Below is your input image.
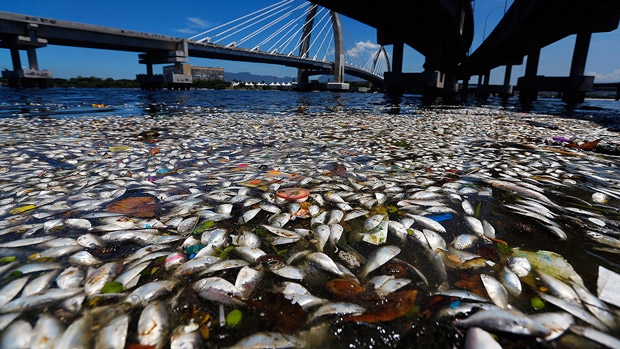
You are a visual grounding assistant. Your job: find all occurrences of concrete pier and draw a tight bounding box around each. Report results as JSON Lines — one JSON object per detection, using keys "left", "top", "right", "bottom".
{"left": 1, "top": 23, "right": 52, "bottom": 87}
{"left": 518, "top": 33, "right": 594, "bottom": 104}
{"left": 137, "top": 40, "right": 192, "bottom": 90}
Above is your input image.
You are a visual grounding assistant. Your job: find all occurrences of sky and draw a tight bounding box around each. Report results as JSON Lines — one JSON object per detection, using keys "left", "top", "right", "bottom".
{"left": 1, "top": 0, "right": 620, "bottom": 84}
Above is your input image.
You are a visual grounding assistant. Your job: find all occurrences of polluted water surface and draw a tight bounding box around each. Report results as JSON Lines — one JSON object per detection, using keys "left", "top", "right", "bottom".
{"left": 0, "top": 104, "right": 618, "bottom": 348}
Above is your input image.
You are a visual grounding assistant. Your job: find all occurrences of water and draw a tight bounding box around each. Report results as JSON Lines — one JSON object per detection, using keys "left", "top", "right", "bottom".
{"left": 1, "top": 87, "right": 619, "bottom": 126}
{"left": 0, "top": 87, "right": 619, "bottom": 347}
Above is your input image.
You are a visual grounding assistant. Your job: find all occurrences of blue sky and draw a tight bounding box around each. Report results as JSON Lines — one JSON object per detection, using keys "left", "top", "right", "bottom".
{"left": 2, "top": 0, "right": 620, "bottom": 84}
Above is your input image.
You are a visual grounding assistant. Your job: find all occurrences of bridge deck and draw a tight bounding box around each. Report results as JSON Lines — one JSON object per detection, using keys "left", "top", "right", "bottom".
{"left": 309, "top": 0, "right": 474, "bottom": 72}
{"left": 459, "top": 0, "right": 620, "bottom": 77}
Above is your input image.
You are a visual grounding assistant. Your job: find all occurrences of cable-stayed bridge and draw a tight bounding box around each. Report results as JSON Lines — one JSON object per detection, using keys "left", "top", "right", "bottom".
{"left": 0, "top": 1, "right": 389, "bottom": 90}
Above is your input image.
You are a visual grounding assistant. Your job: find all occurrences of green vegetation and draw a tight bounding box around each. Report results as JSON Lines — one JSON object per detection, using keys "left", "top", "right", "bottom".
{"left": 1, "top": 76, "right": 232, "bottom": 89}
{"left": 51, "top": 76, "right": 140, "bottom": 88}
{"left": 192, "top": 79, "right": 231, "bottom": 89}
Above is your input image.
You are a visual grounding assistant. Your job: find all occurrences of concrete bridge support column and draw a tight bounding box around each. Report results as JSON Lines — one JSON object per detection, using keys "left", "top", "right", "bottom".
{"left": 517, "top": 48, "right": 541, "bottom": 102}
{"left": 473, "top": 71, "right": 490, "bottom": 98}
{"left": 1, "top": 24, "right": 52, "bottom": 88}
{"left": 500, "top": 64, "right": 514, "bottom": 98}
{"left": 137, "top": 40, "right": 191, "bottom": 90}
{"left": 422, "top": 43, "right": 445, "bottom": 100}
{"left": 384, "top": 42, "right": 404, "bottom": 95}
{"left": 7, "top": 48, "right": 22, "bottom": 88}
{"left": 562, "top": 32, "right": 593, "bottom": 104}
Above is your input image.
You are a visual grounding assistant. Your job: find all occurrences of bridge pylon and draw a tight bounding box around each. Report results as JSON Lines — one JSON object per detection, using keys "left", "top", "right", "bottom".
{"left": 295, "top": 5, "right": 349, "bottom": 92}
{"left": 517, "top": 33, "right": 594, "bottom": 105}
{"left": 1, "top": 23, "right": 52, "bottom": 88}
{"left": 382, "top": 41, "right": 446, "bottom": 97}
{"left": 137, "top": 40, "right": 193, "bottom": 90}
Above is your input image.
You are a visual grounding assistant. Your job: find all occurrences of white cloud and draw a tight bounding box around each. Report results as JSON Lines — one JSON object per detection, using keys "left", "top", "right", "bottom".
{"left": 346, "top": 40, "right": 381, "bottom": 58}
{"left": 175, "top": 17, "right": 211, "bottom": 35}
{"left": 176, "top": 28, "right": 198, "bottom": 35}
{"left": 588, "top": 69, "right": 620, "bottom": 82}
{"left": 187, "top": 17, "right": 210, "bottom": 28}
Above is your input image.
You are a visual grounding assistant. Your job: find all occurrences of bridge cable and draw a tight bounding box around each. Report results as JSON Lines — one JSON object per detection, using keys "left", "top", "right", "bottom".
{"left": 305, "top": 8, "right": 332, "bottom": 60}
{"left": 310, "top": 11, "right": 335, "bottom": 60}
{"left": 216, "top": 3, "right": 293, "bottom": 45}
{"left": 189, "top": 0, "right": 293, "bottom": 42}
{"left": 249, "top": 1, "right": 311, "bottom": 50}
{"left": 288, "top": 5, "right": 324, "bottom": 56}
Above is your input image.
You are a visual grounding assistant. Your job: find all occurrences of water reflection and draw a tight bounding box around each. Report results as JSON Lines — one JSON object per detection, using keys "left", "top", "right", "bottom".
{"left": 0, "top": 88, "right": 619, "bottom": 128}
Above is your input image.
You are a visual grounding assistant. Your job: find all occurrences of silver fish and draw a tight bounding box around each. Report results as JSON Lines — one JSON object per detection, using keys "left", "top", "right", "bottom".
{"left": 0, "top": 319, "right": 32, "bottom": 348}
{"left": 138, "top": 301, "right": 170, "bottom": 349}
{"left": 22, "top": 270, "right": 60, "bottom": 297}
{"left": 307, "top": 302, "right": 366, "bottom": 323}
{"left": 0, "top": 287, "right": 83, "bottom": 314}
{"left": 480, "top": 274, "right": 509, "bottom": 309}
{"left": 0, "top": 277, "right": 29, "bottom": 307}
{"left": 85, "top": 261, "right": 121, "bottom": 296}
{"left": 124, "top": 280, "right": 177, "bottom": 307}
{"left": 231, "top": 331, "right": 301, "bottom": 349}
{"left": 358, "top": 245, "right": 401, "bottom": 280}
{"left": 95, "top": 314, "right": 129, "bottom": 349}
{"left": 529, "top": 312, "right": 573, "bottom": 341}
{"left": 170, "top": 323, "right": 202, "bottom": 349}
{"left": 538, "top": 293, "right": 608, "bottom": 331}
{"left": 464, "top": 327, "right": 502, "bottom": 349}
{"left": 193, "top": 277, "right": 244, "bottom": 306}
{"left": 408, "top": 214, "right": 447, "bottom": 234}
{"left": 570, "top": 325, "right": 620, "bottom": 349}
{"left": 455, "top": 309, "right": 551, "bottom": 337}
{"left": 499, "top": 266, "right": 522, "bottom": 296}
{"left": 31, "top": 313, "right": 65, "bottom": 349}
{"left": 570, "top": 281, "right": 618, "bottom": 329}
{"left": 536, "top": 270, "right": 581, "bottom": 306}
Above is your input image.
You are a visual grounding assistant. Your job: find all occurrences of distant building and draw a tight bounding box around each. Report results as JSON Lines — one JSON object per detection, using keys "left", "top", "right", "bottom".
{"left": 163, "top": 64, "right": 224, "bottom": 81}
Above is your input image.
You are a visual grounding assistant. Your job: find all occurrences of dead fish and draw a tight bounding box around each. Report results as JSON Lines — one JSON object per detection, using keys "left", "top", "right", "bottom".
{"left": 231, "top": 331, "right": 301, "bottom": 349}
{"left": 358, "top": 245, "right": 401, "bottom": 280}
{"left": 536, "top": 270, "right": 581, "bottom": 306}
{"left": 570, "top": 281, "right": 618, "bottom": 329}
{"left": 407, "top": 214, "right": 446, "bottom": 234}
{"left": 31, "top": 313, "right": 65, "bottom": 349}
{"left": 0, "top": 277, "right": 29, "bottom": 307}
{"left": 138, "top": 301, "right": 170, "bottom": 349}
{"left": 506, "top": 257, "right": 531, "bottom": 277}
{"left": 482, "top": 178, "right": 560, "bottom": 209}
{"left": 455, "top": 309, "right": 551, "bottom": 337}
{"left": 499, "top": 266, "right": 522, "bottom": 296}
{"left": 452, "top": 234, "right": 478, "bottom": 250}
{"left": 464, "top": 327, "right": 502, "bottom": 349}
{"left": 464, "top": 216, "right": 484, "bottom": 237}
{"left": 193, "top": 277, "right": 244, "bottom": 306}
{"left": 307, "top": 302, "right": 366, "bottom": 323}
{"left": 95, "top": 314, "right": 129, "bottom": 349}
{"left": 124, "top": 280, "right": 177, "bottom": 307}
{"left": 0, "top": 288, "right": 83, "bottom": 314}
{"left": 170, "top": 323, "right": 202, "bottom": 349}
{"left": 480, "top": 274, "right": 509, "bottom": 309}
{"left": 85, "top": 262, "right": 121, "bottom": 296}
{"left": 570, "top": 325, "right": 620, "bottom": 349}
{"left": 529, "top": 312, "right": 573, "bottom": 341}
{"left": 538, "top": 293, "right": 608, "bottom": 331}
{"left": 1, "top": 319, "right": 32, "bottom": 348}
